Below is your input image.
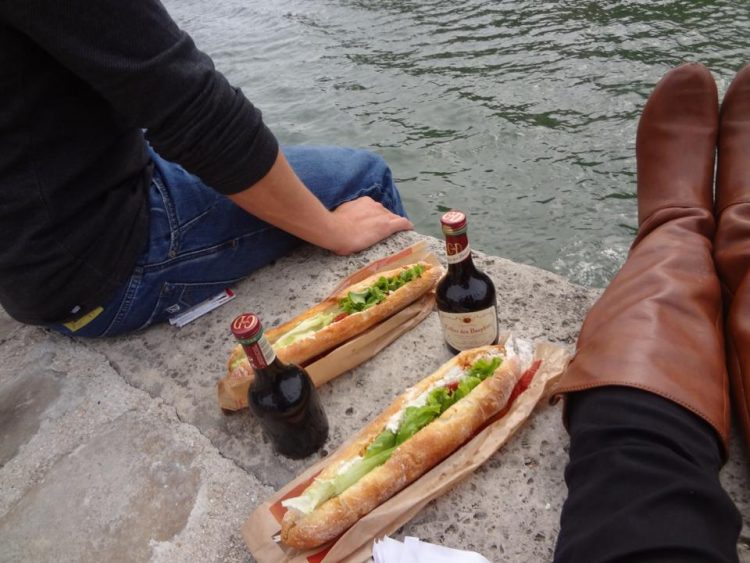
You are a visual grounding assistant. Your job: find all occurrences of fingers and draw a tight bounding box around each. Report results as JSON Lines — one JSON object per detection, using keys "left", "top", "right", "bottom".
{"left": 386, "top": 212, "right": 414, "bottom": 233}
{"left": 329, "top": 196, "right": 414, "bottom": 255}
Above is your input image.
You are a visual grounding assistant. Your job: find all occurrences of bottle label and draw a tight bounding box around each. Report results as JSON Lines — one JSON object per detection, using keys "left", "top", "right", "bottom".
{"left": 444, "top": 231, "right": 471, "bottom": 265}
{"left": 238, "top": 332, "right": 276, "bottom": 370}
{"left": 445, "top": 241, "right": 471, "bottom": 264}
{"left": 438, "top": 306, "right": 498, "bottom": 350}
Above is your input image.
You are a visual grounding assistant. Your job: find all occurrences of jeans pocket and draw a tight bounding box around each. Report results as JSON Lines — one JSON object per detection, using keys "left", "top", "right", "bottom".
{"left": 141, "top": 280, "right": 239, "bottom": 328}
{"left": 46, "top": 269, "right": 142, "bottom": 338}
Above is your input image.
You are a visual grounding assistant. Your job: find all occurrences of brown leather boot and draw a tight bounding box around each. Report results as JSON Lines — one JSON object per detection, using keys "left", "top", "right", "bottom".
{"left": 553, "top": 63, "right": 730, "bottom": 453}
{"left": 714, "top": 64, "right": 750, "bottom": 454}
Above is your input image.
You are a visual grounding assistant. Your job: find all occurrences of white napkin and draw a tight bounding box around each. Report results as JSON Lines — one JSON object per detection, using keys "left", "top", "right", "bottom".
{"left": 372, "top": 535, "right": 491, "bottom": 563}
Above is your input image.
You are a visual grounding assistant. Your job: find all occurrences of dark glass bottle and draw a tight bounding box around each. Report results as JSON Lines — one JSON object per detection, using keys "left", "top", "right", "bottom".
{"left": 230, "top": 312, "right": 328, "bottom": 459}
{"left": 435, "top": 210, "right": 499, "bottom": 353}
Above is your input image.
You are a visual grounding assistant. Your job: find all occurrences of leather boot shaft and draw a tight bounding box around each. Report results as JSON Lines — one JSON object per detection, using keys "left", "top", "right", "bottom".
{"left": 714, "top": 64, "right": 750, "bottom": 452}
{"left": 715, "top": 64, "right": 750, "bottom": 292}
{"left": 554, "top": 64, "right": 730, "bottom": 453}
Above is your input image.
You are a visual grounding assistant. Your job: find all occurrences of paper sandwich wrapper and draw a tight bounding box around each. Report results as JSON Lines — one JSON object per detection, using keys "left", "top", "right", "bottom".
{"left": 241, "top": 338, "right": 572, "bottom": 563}
{"left": 217, "top": 241, "right": 442, "bottom": 411}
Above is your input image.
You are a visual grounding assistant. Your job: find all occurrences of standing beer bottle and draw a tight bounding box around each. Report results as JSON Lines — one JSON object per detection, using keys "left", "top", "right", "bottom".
{"left": 436, "top": 210, "right": 499, "bottom": 353}
{"left": 230, "top": 313, "right": 328, "bottom": 458}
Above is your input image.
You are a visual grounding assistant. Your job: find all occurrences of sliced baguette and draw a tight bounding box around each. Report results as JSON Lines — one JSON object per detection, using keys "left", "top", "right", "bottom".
{"left": 227, "top": 261, "right": 441, "bottom": 374}
{"left": 280, "top": 345, "right": 522, "bottom": 549}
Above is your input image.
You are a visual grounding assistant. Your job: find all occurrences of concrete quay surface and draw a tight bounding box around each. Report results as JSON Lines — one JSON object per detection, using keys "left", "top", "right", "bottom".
{"left": 1, "top": 230, "right": 748, "bottom": 562}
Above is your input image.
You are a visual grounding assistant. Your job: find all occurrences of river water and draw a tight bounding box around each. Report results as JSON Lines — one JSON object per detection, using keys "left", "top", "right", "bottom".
{"left": 165, "top": 0, "right": 750, "bottom": 287}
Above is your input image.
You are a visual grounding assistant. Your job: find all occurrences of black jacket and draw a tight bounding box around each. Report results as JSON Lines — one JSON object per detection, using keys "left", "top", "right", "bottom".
{"left": 0, "top": 0, "right": 279, "bottom": 323}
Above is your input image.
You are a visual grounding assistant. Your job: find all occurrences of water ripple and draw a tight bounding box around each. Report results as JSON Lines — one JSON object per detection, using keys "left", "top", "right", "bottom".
{"left": 164, "top": 0, "right": 750, "bottom": 287}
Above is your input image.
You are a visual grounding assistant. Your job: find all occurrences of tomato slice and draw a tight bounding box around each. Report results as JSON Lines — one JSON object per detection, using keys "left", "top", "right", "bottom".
{"left": 507, "top": 359, "right": 541, "bottom": 407}
{"left": 333, "top": 312, "right": 350, "bottom": 323}
{"left": 445, "top": 381, "right": 459, "bottom": 393}
{"left": 494, "top": 359, "right": 542, "bottom": 421}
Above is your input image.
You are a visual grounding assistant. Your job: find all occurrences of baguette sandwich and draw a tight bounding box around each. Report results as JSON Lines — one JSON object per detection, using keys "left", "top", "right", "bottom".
{"left": 279, "top": 344, "right": 536, "bottom": 550}
{"left": 227, "top": 261, "right": 440, "bottom": 377}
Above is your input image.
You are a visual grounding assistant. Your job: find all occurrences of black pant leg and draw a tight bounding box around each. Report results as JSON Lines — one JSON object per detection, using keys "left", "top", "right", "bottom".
{"left": 554, "top": 387, "right": 741, "bottom": 563}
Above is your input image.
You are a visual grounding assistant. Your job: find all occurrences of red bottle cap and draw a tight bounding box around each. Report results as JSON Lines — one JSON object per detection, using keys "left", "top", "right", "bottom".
{"left": 231, "top": 312, "right": 262, "bottom": 343}
{"left": 440, "top": 210, "right": 468, "bottom": 235}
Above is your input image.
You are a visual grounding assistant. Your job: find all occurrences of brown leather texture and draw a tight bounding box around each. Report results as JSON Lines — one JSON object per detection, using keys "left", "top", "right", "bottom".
{"left": 555, "top": 63, "right": 730, "bottom": 452}
{"left": 714, "top": 64, "right": 750, "bottom": 453}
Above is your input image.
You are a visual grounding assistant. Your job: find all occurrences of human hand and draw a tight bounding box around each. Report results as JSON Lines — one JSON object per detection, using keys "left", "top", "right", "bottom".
{"left": 327, "top": 196, "right": 413, "bottom": 255}
{"left": 229, "top": 152, "right": 413, "bottom": 255}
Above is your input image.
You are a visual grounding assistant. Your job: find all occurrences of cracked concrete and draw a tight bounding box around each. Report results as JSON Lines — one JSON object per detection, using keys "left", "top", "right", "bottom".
{"left": 0, "top": 231, "right": 749, "bottom": 562}
{"left": 0, "top": 325, "right": 272, "bottom": 563}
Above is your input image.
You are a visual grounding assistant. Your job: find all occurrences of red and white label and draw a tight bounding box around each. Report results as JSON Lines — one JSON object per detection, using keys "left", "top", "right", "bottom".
{"left": 444, "top": 231, "right": 471, "bottom": 264}
{"left": 244, "top": 335, "right": 276, "bottom": 370}
{"left": 445, "top": 242, "right": 471, "bottom": 264}
{"left": 438, "top": 306, "right": 498, "bottom": 350}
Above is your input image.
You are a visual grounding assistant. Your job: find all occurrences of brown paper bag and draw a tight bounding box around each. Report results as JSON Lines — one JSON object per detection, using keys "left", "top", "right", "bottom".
{"left": 217, "top": 241, "right": 442, "bottom": 411}
{"left": 241, "top": 340, "right": 571, "bottom": 563}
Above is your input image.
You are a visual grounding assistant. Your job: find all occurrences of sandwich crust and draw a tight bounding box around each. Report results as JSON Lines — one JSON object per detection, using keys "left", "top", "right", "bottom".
{"left": 280, "top": 345, "right": 522, "bottom": 549}
{"left": 227, "top": 261, "right": 440, "bottom": 375}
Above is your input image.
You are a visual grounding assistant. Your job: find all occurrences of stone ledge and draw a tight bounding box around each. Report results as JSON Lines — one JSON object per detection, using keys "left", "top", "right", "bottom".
{"left": 0, "top": 231, "right": 748, "bottom": 562}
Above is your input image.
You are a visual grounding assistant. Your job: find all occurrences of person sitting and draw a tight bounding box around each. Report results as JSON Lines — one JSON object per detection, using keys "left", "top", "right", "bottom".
{"left": 0, "top": 0, "right": 412, "bottom": 338}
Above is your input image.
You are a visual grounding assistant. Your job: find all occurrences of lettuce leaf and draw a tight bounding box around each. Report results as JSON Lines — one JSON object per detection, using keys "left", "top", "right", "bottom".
{"left": 339, "top": 264, "right": 426, "bottom": 314}
{"left": 281, "top": 478, "right": 335, "bottom": 514}
{"left": 395, "top": 403, "right": 442, "bottom": 445}
{"left": 466, "top": 356, "right": 502, "bottom": 381}
{"left": 426, "top": 385, "right": 458, "bottom": 412}
{"left": 229, "top": 354, "right": 245, "bottom": 371}
{"left": 276, "top": 311, "right": 336, "bottom": 347}
{"left": 453, "top": 375, "right": 482, "bottom": 402}
{"left": 397, "top": 265, "right": 424, "bottom": 283}
{"left": 332, "top": 449, "right": 394, "bottom": 495}
{"left": 365, "top": 429, "right": 397, "bottom": 458}
{"left": 281, "top": 448, "right": 395, "bottom": 515}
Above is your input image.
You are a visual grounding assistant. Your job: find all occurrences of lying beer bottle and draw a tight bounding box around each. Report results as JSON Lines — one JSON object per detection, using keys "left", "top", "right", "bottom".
{"left": 436, "top": 210, "right": 499, "bottom": 353}
{"left": 230, "top": 312, "right": 328, "bottom": 459}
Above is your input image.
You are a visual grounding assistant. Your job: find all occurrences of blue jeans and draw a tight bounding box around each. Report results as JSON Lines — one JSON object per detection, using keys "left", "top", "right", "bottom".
{"left": 49, "top": 145, "right": 407, "bottom": 338}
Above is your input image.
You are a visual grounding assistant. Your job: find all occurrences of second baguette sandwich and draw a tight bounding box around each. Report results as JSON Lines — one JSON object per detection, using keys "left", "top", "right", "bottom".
{"left": 227, "top": 261, "right": 441, "bottom": 377}
{"left": 279, "top": 344, "right": 528, "bottom": 549}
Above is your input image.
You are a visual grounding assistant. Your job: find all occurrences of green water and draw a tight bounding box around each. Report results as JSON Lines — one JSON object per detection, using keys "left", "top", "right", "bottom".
{"left": 165, "top": 0, "right": 750, "bottom": 287}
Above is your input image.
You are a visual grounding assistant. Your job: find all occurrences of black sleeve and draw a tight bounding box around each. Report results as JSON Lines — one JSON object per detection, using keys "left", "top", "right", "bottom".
{"left": 1, "top": 0, "right": 278, "bottom": 194}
